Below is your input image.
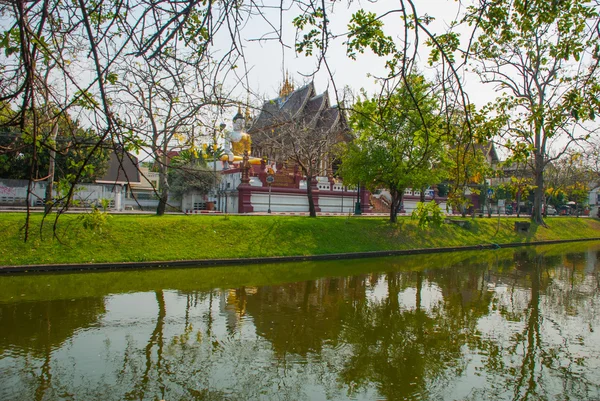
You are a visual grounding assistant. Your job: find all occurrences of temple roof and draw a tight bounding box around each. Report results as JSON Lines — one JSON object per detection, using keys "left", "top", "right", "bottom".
{"left": 248, "top": 82, "right": 347, "bottom": 138}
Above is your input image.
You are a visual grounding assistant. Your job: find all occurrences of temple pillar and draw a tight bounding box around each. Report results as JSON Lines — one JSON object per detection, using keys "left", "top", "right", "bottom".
{"left": 237, "top": 184, "right": 254, "bottom": 213}
{"left": 360, "top": 189, "right": 371, "bottom": 213}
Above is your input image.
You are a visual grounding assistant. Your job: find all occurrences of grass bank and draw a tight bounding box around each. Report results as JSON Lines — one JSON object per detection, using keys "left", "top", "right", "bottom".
{"left": 2, "top": 241, "right": 597, "bottom": 302}
{"left": 0, "top": 213, "right": 599, "bottom": 266}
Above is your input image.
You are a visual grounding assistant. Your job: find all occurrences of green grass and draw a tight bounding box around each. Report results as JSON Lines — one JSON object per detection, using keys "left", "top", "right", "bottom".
{"left": 0, "top": 213, "right": 599, "bottom": 266}
{"left": 1, "top": 240, "right": 597, "bottom": 303}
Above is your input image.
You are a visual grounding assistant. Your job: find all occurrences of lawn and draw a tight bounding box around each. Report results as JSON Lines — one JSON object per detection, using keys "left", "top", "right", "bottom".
{"left": 0, "top": 213, "right": 599, "bottom": 266}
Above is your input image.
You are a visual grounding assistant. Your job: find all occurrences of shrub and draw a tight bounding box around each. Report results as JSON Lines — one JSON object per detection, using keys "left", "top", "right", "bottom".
{"left": 411, "top": 201, "right": 444, "bottom": 229}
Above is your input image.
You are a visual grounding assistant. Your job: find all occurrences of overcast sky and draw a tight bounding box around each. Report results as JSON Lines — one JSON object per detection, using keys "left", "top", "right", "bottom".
{"left": 214, "top": 0, "right": 489, "bottom": 118}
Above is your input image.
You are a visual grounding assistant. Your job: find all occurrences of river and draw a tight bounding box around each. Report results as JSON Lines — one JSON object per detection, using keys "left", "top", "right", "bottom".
{"left": 1, "top": 242, "right": 599, "bottom": 400}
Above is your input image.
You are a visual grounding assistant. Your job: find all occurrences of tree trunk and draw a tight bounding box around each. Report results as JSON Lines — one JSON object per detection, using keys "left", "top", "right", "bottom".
{"left": 532, "top": 152, "right": 545, "bottom": 225}
{"left": 306, "top": 175, "right": 317, "bottom": 217}
{"left": 388, "top": 189, "right": 403, "bottom": 223}
{"left": 420, "top": 187, "right": 426, "bottom": 203}
{"left": 156, "top": 164, "right": 169, "bottom": 216}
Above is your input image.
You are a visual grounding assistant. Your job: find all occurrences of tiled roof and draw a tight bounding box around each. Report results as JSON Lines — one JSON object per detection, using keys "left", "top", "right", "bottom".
{"left": 315, "top": 107, "right": 339, "bottom": 133}
{"left": 280, "top": 82, "right": 314, "bottom": 120}
{"left": 301, "top": 93, "right": 327, "bottom": 126}
{"left": 249, "top": 100, "right": 282, "bottom": 132}
{"left": 249, "top": 82, "right": 347, "bottom": 136}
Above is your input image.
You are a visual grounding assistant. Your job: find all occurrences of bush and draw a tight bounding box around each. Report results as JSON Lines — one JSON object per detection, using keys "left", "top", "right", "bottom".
{"left": 79, "top": 207, "right": 111, "bottom": 233}
{"left": 411, "top": 201, "right": 444, "bottom": 229}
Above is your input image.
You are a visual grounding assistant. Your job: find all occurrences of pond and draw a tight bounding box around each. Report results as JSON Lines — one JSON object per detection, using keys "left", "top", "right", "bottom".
{"left": 1, "top": 242, "right": 600, "bottom": 401}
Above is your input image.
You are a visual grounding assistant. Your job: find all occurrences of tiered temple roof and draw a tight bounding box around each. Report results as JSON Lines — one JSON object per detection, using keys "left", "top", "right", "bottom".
{"left": 248, "top": 82, "right": 350, "bottom": 151}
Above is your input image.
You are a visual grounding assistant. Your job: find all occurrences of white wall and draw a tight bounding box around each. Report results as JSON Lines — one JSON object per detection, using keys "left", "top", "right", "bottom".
{"left": 319, "top": 194, "right": 360, "bottom": 214}
{"left": 251, "top": 192, "right": 308, "bottom": 212}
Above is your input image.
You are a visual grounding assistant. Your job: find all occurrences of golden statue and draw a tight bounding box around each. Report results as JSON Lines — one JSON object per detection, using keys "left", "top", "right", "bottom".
{"left": 221, "top": 106, "right": 261, "bottom": 165}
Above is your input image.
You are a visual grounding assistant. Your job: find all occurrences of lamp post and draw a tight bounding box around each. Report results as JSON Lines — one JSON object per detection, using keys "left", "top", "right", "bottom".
{"left": 354, "top": 181, "right": 362, "bottom": 215}
{"left": 266, "top": 174, "right": 274, "bottom": 213}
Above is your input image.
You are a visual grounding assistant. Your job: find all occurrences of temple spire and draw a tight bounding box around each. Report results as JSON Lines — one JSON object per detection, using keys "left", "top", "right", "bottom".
{"left": 279, "top": 71, "right": 294, "bottom": 99}
{"left": 244, "top": 95, "right": 251, "bottom": 122}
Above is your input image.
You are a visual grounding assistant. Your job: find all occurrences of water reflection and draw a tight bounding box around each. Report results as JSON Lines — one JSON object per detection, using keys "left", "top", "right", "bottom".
{"left": 1, "top": 244, "right": 599, "bottom": 400}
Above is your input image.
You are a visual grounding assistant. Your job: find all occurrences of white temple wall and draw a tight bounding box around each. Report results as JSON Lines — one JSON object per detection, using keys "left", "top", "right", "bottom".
{"left": 250, "top": 192, "right": 309, "bottom": 213}
{"left": 318, "top": 194, "right": 359, "bottom": 214}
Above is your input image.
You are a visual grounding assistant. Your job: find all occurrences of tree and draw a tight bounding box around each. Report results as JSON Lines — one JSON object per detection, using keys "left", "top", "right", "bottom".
{"left": 442, "top": 107, "right": 494, "bottom": 217}
{"left": 0, "top": 0, "right": 247, "bottom": 237}
{"left": 544, "top": 152, "right": 592, "bottom": 213}
{"left": 341, "top": 75, "right": 446, "bottom": 223}
{"left": 0, "top": 106, "right": 109, "bottom": 185}
{"left": 112, "top": 54, "right": 228, "bottom": 215}
{"left": 168, "top": 151, "right": 214, "bottom": 201}
{"left": 465, "top": 0, "right": 600, "bottom": 224}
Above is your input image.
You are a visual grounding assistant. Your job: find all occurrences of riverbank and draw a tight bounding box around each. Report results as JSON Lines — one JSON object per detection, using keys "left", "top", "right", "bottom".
{"left": 1, "top": 213, "right": 599, "bottom": 268}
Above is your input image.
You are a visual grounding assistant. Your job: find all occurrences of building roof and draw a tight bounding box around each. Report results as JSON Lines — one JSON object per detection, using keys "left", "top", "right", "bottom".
{"left": 96, "top": 150, "right": 140, "bottom": 185}
{"left": 248, "top": 82, "right": 348, "bottom": 139}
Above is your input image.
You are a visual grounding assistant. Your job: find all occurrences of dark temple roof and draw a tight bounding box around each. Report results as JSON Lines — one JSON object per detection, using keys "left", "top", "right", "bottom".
{"left": 248, "top": 82, "right": 348, "bottom": 139}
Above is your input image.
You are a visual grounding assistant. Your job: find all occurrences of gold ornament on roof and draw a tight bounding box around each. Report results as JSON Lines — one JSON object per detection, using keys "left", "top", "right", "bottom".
{"left": 244, "top": 95, "right": 252, "bottom": 121}
{"left": 279, "top": 71, "right": 294, "bottom": 98}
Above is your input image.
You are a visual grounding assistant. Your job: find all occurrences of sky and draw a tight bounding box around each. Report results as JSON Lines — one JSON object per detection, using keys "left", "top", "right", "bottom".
{"left": 212, "top": 0, "right": 487, "bottom": 122}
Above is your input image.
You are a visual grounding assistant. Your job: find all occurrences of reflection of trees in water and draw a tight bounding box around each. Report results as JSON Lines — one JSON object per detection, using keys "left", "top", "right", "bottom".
{"left": 466, "top": 250, "right": 600, "bottom": 401}
{"left": 0, "top": 297, "right": 105, "bottom": 401}
{"left": 238, "top": 265, "right": 498, "bottom": 400}
{"left": 2, "top": 247, "right": 599, "bottom": 401}
{"left": 336, "top": 267, "right": 496, "bottom": 400}
{"left": 0, "top": 297, "right": 106, "bottom": 356}
{"left": 245, "top": 277, "right": 366, "bottom": 357}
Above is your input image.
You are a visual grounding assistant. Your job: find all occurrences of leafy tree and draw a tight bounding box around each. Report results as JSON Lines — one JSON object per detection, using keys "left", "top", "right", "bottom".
{"left": 446, "top": 141, "right": 493, "bottom": 217}
{"left": 0, "top": 0, "right": 246, "bottom": 238}
{"left": 341, "top": 75, "right": 446, "bottom": 223}
{"left": 0, "top": 107, "right": 109, "bottom": 185}
{"left": 544, "top": 152, "right": 592, "bottom": 212}
{"left": 168, "top": 151, "right": 214, "bottom": 200}
{"left": 465, "top": 0, "right": 600, "bottom": 224}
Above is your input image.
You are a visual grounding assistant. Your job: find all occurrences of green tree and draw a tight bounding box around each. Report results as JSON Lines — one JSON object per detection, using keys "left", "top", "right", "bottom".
{"left": 0, "top": 107, "right": 109, "bottom": 185}
{"left": 465, "top": 0, "right": 600, "bottom": 224}
{"left": 341, "top": 75, "right": 446, "bottom": 223}
{"left": 168, "top": 150, "right": 214, "bottom": 201}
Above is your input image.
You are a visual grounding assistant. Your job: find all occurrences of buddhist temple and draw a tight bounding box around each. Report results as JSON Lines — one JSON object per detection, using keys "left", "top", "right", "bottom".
{"left": 178, "top": 79, "right": 369, "bottom": 214}
{"left": 249, "top": 81, "right": 351, "bottom": 168}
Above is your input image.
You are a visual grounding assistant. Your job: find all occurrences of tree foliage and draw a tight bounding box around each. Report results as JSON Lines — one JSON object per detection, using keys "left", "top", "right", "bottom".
{"left": 341, "top": 74, "right": 446, "bottom": 223}
{"left": 465, "top": 0, "right": 600, "bottom": 224}
{"left": 0, "top": 104, "right": 109, "bottom": 183}
{"left": 168, "top": 152, "right": 214, "bottom": 201}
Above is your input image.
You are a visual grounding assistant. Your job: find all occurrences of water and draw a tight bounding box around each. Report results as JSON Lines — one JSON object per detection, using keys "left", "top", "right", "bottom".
{"left": 1, "top": 243, "right": 599, "bottom": 400}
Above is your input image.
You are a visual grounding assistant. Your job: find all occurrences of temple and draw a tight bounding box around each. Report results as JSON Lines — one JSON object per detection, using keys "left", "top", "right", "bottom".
{"left": 249, "top": 80, "right": 351, "bottom": 176}
{"left": 181, "top": 80, "right": 370, "bottom": 214}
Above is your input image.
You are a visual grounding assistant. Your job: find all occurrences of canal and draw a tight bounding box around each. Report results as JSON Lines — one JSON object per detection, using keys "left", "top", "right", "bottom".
{"left": 1, "top": 242, "right": 599, "bottom": 400}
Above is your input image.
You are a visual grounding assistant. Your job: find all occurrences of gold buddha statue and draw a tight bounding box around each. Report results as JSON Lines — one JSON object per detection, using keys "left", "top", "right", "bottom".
{"left": 222, "top": 107, "right": 261, "bottom": 165}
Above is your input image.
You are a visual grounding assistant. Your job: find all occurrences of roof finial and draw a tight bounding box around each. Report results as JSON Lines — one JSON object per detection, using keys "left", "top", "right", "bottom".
{"left": 279, "top": 71, "right": 294, "bottom": 99}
